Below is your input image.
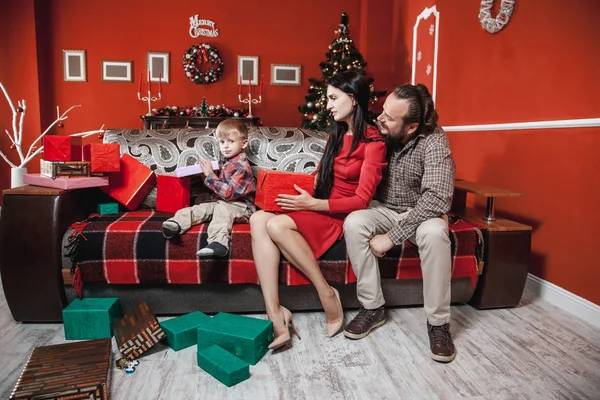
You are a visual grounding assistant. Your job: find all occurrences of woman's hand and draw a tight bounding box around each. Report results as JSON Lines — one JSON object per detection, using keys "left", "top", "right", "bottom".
{"left": 276, "top": 185, "right": 316, "bottom": 211}
{"left": 199, "top": 159, "right": 214, "bottom": 176}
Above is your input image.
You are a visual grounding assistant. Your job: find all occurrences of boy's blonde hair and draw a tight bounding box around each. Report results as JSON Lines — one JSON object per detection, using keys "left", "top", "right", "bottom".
{"left": 215, "top": 119, "right": 248, "bottom": 140}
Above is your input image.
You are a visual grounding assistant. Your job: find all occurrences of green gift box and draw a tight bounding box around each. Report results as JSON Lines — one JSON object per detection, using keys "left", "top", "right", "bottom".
{"left": 97, "top": 202, "right": 119, "bottom": 215}
{"left": 62, "top": 298, "right": 121, "bottom": 340}
{"left": 160, "top": 311, "right": 212, "bottom": 351}
{"left": 197, "top": 345, "right": 249, "bottom": 387}
{"left": 196, "top": 312, "right": 273, "bottom": 365}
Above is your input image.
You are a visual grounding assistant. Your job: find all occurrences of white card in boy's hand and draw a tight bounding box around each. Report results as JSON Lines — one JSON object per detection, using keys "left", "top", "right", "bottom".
{"left": 175, "top": 160, "right": 219, "bottom": 177}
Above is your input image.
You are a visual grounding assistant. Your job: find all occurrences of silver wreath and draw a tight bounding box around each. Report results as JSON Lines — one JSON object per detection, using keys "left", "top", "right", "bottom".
{"left": 479, "top": 0, "right": 515, "bottom": 34}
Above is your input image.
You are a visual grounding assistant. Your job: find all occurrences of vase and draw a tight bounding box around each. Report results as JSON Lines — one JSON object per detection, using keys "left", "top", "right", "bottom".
{"left": 11, "top": 167, "right": 28, "bottom": 188}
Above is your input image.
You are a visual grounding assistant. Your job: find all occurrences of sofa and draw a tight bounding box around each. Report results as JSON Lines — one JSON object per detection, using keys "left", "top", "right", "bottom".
{"left": 0, "top": 126, "right": 484, "bottom": 322}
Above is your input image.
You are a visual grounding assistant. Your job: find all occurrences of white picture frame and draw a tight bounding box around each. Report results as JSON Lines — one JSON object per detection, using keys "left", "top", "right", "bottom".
{"left": 63, "top": 50, "right": 86, "bottom": 82}
{"left": 271, "top": 64, "right": 301, "bottom": 86}
{"left": 147, "top": 52, "right": 169, "bottom": 83}
{"left": 101, "top": 60, "right": 133, "bottom": 82}
{"left": 238, "top": 56, "right": 259, "bottom": 85}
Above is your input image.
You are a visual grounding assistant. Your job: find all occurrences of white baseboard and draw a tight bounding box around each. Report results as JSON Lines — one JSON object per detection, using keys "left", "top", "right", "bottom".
{"left": 525, "top": 274, "right": 600, "bottom": 330}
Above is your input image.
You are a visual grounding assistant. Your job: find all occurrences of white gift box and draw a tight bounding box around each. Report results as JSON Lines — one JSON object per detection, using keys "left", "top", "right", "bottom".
{"left": 175, "top": 161, "right": 219, "bottom": 178}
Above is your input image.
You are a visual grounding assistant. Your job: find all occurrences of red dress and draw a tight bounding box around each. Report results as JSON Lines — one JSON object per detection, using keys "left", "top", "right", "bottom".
{"left": 287, "top": 127, "right": 387, "bottom": 259}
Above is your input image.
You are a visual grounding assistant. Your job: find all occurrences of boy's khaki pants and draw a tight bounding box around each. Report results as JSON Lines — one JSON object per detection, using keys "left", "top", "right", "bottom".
{"left": 169, "top": 200, "right": 248, "bottom": 247}
{"left": 343, "top": 201, "right": 452, "bottom": 326}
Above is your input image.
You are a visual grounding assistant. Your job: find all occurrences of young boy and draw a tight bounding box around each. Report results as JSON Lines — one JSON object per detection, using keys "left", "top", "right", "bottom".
{"left": 162, "top": 119, "right": 256, "bottom": 257}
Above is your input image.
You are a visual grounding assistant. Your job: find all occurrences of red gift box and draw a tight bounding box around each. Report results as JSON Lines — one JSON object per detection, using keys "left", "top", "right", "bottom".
{"left": 43, "top": 135, "right": 82, "bottom": 161}
{"left": 102, "top": 153, "right": 156, "bottom": 211}
{"left": 255, "top": 169, "right": 315, "bottom": 212}
{"left": 83, "top": 143, "right": 121, "bottom": 173}
{"left": 155, "top": 175, "right": 191, "bottom": 214}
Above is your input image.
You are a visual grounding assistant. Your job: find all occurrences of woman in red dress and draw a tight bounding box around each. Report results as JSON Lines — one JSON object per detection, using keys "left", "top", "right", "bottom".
{"left": 250, "top": 71, "right": 387, "bottom": 349}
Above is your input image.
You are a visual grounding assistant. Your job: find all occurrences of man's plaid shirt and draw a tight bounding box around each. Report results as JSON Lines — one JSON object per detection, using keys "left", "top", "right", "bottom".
{"left": 204, "top": 153, "right": 256, "bottom": 212}
{"left": 376, "top": 126, "right": 455, "bottom": 245}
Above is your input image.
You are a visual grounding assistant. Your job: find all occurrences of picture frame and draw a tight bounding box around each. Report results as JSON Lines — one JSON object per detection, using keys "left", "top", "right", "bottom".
{"left": 271, "top": 64, "right": 301, "bottom": 86}
{"left": 147, "top": 52, "right": 169, "bottom": 83}
{"left": 238, "top": 56, "right": 259, "bottom": 85}
{"left": 63, "top": 50, "right": 87, "bottom": 82}
{"left": 101, "top": 61, "right": 133, "bottom": 82}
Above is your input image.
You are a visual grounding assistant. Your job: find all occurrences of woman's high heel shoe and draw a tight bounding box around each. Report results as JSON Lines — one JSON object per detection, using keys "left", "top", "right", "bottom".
{"left": 268, "top": 306, "right": 301, "bottom": 350}
{"left": 326, "top": 287, "right": 344, "bottom": 337}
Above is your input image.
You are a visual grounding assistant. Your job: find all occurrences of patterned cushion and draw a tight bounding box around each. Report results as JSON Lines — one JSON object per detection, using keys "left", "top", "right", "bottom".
{"left": 103, "top": 127, "right": 328, "bottom": 208}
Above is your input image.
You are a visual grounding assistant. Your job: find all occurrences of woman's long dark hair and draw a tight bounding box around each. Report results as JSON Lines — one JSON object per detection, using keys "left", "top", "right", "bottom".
{"left": 313, "top": 71, "right": 372, "bottom": 200}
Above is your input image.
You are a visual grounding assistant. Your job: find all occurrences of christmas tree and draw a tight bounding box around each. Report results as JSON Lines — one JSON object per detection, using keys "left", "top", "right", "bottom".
{"left": 199, "top": 98, "right": 209, "bottom": 117}
{"left": 298, "top": 12, "right": 387, "bottom": 130}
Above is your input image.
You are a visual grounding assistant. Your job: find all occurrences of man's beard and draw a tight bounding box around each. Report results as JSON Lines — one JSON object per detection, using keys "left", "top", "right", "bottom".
{"left": 381, "top": 124, "right": 409, "bottom": 149}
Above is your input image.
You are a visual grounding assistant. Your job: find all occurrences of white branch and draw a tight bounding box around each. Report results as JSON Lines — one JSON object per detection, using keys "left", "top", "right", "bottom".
{"left": 70, "top": 125, "right": 106, "bottom": 137}
{"left": 20, "top": 146, "right": 45, "bottom": 167}
{"left": 4, "top": 129, "right": 16, "bottom": 146}
{"left": 0, "top": 149, "right": 17, "bottom": 168}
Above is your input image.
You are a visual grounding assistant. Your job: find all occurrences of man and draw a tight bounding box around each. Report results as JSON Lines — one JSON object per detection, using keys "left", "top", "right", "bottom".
{"left": 342, "top": 84, "right": 456, "bottom": 362}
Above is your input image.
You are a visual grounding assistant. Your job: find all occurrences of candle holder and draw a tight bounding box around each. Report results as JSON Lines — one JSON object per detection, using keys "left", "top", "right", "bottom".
{"left": 237, "top": 92, "right": 261, "bottom": 119}
{"left": 138, "top": 90, "right": 162, "bottom": 116}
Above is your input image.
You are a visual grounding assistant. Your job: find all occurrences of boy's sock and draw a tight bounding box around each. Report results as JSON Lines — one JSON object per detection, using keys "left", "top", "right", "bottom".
{"left": 162, "top": 220, "right": 181, "bottom": 239}
{"left": 197, "top": 242, "right": 228, "bottom": 257}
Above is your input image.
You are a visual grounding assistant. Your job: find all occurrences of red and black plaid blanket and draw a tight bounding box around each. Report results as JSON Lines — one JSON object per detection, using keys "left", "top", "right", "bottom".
{"left": 65, "top": 211, "right": 483, "bottom": 297}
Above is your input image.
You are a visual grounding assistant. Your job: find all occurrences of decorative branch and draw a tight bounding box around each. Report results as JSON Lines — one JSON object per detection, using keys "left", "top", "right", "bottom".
{"left": 1, "top": 81, "right": 105, "bottom": 169}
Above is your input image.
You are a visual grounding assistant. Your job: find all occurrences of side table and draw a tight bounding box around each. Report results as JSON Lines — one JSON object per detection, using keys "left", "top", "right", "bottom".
{"left": 452, "top": 181, "right": 532, "bottom": 309}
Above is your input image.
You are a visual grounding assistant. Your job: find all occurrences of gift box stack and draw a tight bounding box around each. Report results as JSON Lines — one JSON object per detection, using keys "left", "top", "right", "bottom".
{"left": 24, "top": 135, "right": 121, "bottom": 190}
{"left": 159, "top": 310, "right": 273, "bottom": 387}
{"left": 23, "top": 135, "right": 160, "bottom": 212}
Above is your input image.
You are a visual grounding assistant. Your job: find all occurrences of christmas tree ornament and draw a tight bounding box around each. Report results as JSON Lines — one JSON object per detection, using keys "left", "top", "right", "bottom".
{"left": 307, "top": 102, "right": 314, "bottom": 108}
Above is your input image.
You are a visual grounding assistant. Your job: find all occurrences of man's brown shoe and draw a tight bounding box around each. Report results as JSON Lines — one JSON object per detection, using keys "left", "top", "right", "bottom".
{"left": 427, "top": 322, "right": 456, "bottom": 362}
{"left": 343, "top": 306, "right": 386, "bottom": 339}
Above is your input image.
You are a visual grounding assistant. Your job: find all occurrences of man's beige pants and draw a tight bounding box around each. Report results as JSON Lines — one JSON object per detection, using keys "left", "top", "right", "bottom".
{"left": 169, "top": 200, "right": 248, "bottom": 247}
{"left": 343, "top": 201, "right": 452, "bottom": 325}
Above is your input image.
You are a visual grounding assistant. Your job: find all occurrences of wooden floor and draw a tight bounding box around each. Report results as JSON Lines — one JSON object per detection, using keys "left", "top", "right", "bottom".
{"left": 1, "top": 285, "right": 599, "bottom": 400}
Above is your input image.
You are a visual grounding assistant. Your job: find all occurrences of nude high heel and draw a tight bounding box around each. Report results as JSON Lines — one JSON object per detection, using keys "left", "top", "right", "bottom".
{"left": 268, "top": 306, "right": 301, "bottom": 350}
{"left": 326, "top": 287, "right": 344, "bottom": 337}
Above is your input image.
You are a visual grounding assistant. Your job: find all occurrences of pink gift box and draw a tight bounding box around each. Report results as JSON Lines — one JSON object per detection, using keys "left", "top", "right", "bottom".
{"left": 175, "top": 161, "right": 219, "bottom": 178}
{"left": 23, "top": 173, "right": 109, "bottom": 190}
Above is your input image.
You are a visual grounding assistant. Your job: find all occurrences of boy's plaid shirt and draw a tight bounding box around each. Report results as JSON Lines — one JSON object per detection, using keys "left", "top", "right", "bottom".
{"left": 204, "top": 153, "right": 256, "bottom": 212}
{"left": 376, "top": 126, "right": 456, "bottom": 245}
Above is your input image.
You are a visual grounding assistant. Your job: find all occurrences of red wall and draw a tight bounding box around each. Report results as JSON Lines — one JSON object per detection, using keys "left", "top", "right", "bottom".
{"left": 434, "top": 0, "right": 600, "bottom": 305}
{"left": 0, "top": 0, "right": 42, "bottom": 191}
{"left": 38, "top": 0, "right": 367, "bottom": 131}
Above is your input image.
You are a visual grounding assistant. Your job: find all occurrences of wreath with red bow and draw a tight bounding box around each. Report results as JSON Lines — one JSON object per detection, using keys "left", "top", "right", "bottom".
{"left": 183, "top": 43, "right": 223, "bottom": 84}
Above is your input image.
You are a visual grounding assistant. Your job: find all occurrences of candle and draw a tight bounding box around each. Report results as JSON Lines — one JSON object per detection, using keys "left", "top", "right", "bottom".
{"left": 147, "top": 70, "right": 151, "bottom": 92}
{"left": 138, "top": 72, "right": 143, "bottom": 93}
{"left": 248, "top": 74, "right": 251, "bottom": 97}
{"left": 238, "top": 74, "right": 242, "bottom": 96}
{"left": 260, "top": 74, "right": 263, "bottom": 97}
{"left": 158, "top": 72, "right": 162, "bottom": 94}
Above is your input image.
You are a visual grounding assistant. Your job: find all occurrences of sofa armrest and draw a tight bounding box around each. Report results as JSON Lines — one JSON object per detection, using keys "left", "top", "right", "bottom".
{"left": 0, "top": 186, "right": 107, "bottom": 322}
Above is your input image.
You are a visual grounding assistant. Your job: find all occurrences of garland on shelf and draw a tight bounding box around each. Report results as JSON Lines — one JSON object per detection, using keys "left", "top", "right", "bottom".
{"left": 183, "top": 43, "right": 224, "bottom": 84}
{"left": 479, "top": 0, "right": 515, "bottom": 34}
{"left": 151, "top": 105, "right": 250, "bottom": 118}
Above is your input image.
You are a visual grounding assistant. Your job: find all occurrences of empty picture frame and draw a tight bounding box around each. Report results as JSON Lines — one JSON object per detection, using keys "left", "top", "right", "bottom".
{"left": 271, "top": 64, "right": 301, "bottom": 86}
{"left": 63, "top": 50, "right": 87, "bottom": 82}
{"left": 102, "top": 60, "right": 132, "bottom": 82}
{"left": 147, "top": 52, "right": 169, "bottom": 83}
{"left": 238, "top": 56, "right": 259, "bottom": 85}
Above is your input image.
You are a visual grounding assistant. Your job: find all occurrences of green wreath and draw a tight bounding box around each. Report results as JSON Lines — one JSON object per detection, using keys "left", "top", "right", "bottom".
{"left": 183, "top": 43, "right": 223, "bottom": 84}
